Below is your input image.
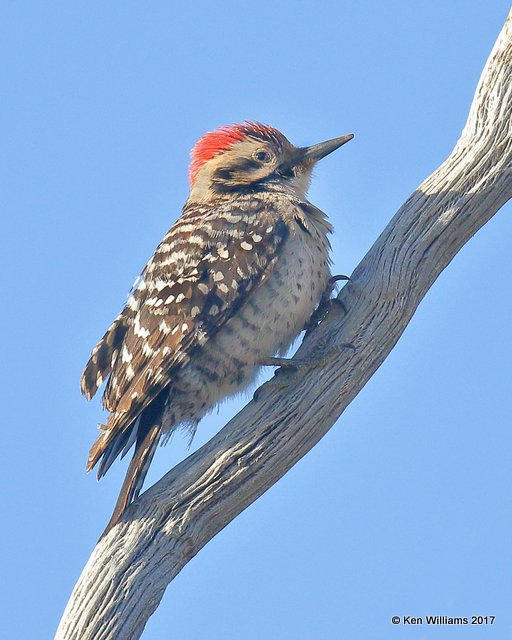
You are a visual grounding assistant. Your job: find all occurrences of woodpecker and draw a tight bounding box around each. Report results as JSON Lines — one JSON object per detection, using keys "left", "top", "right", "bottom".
{"left": 81, "top": 122, "right": 353, "bottom": 532}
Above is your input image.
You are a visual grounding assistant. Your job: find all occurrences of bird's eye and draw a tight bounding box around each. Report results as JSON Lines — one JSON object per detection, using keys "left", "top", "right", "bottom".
{"left": 253, "top": 149, "right": 273, "bottom": 163}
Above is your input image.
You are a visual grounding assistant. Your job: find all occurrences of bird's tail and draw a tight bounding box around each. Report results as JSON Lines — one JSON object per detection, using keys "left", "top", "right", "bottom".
{"left": 95, "top": 392, "right": 168, "bottom": 539}
{"left": 100, "top": 423, "right": 161, "bottom": 538}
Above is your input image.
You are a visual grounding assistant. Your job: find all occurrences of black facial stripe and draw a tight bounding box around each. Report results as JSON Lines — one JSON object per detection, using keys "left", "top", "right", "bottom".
{"left": 233, "top": 157, "right": 261, "bottom": 172}
{"left": 213, "top": 158, "right": 261, "bottom": 183}
{"left": 213, "top": 167, "right": 235, "bottom": 183}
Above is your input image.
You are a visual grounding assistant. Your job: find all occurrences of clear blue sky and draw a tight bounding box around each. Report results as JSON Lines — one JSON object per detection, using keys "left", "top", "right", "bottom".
{"left": 2, "top": 2, "right": 511, "bottom": 638}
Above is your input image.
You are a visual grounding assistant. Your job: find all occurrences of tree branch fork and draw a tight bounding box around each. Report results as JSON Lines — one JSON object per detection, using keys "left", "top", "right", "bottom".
{"left": 57, "top": 10, "right": 512, "bottom": 640}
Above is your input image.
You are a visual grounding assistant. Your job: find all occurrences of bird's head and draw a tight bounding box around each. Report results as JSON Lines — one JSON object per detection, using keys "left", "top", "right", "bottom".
{"left": 188, "top": 122, "right": 353, "bottom": 201}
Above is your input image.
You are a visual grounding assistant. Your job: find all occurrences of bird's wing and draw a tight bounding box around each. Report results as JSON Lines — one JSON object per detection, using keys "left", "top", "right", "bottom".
{"left": 84, "top": 203, "right": 290, "bottom": 472}
{"left": 80, "top": 297, "right": 139, "bottom": 401}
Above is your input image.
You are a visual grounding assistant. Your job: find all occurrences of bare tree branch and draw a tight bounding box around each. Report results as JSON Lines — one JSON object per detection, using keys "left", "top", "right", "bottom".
{"left": 56, "top": 11, "right": 512, "bottom": 640}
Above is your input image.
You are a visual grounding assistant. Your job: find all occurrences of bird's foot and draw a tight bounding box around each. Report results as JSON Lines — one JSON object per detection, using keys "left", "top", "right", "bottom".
{"left": 304, "top": 274, "right": 350, "bottom": 337}
{"left": 259, "top": 355, "right": 320, "bottom": 373}
{"left": 253, "top": 342, "right": 356, "bottom": 401}
{"left": 260, "top": 342, "right": 356, "bottom": 372}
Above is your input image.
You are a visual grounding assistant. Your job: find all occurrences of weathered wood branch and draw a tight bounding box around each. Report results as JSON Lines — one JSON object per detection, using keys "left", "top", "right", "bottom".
{"left": 57, "top": 11, "right": 512, "bottom": 640}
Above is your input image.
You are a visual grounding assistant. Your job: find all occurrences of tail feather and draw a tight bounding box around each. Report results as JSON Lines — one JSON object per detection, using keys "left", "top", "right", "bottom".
{"left": 96, "top": 418, "right": 139, "bottom": 479}
{"left": 97, "top": 391, "right": 168, "bottom": 538}
{"left": 100, "top": 424, "right": 161, "bottom": 538}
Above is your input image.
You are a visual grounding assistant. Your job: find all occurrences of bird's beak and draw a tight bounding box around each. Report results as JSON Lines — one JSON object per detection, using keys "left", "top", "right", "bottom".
{"left": 301, "top": 134, "right": 354, "bottom": 164}
{"left": 281, "top": 134, "right": 354, "bottom": 175}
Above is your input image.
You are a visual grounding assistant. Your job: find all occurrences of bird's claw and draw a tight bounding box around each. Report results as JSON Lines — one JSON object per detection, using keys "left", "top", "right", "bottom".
{"left": 304, "top": 274, "right": 350, "bottom": 337}
{"left": 329, "top": 274, "right": 350, "bottom": 284}
{"left": 254, "top": 343, "right": 356, "bottom": 401}
{"left": 260, "top": 342, "right": 356, "bottom": 372}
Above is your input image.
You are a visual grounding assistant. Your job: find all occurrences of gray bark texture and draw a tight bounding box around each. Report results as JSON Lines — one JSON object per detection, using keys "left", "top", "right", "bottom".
{"left": 56, "top": 11, "right": 512, "bottom": 640}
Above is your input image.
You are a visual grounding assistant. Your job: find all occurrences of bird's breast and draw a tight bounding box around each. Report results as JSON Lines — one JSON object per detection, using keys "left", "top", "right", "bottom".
{"left": 230, "top": 224, "right": 331, "bottom": 358}
{"left": 164, "top": 224, "right": 331, "bottom": 432}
